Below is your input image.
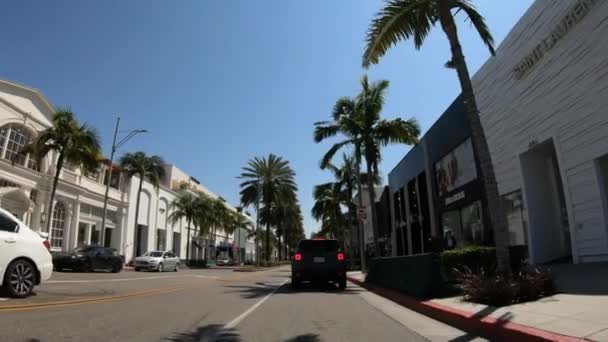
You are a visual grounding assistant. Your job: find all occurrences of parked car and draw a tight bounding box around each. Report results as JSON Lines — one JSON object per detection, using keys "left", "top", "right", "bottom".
{"left": 216, "top": 256, "right": 233, "bottom": 266}
{"left": 291, "top": 239, "right": 347, "bottom": 290}
{"left": 0, "top": 208, "right": 53, "bottom": 298}
{"left": 53, "top": 246, "right": 124, "bottom": 273}
{"left": 134, "top": 251, "right": 179, "bottom": 272}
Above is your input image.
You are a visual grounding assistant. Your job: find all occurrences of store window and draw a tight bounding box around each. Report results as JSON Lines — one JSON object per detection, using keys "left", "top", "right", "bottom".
{"left": 441, "top": 201, "right": 484, "bottom": 248}
{"left": 157, "top": 229, "right": 166, "bottom": 251}
{"left": 0, "top": 124, "right": 39, "bottom": 171}
{"left": 51, "top": 202, "right": 66, "bottom": 248}
{"left": 503, "top": 190, "right": 528, "bottom": 246}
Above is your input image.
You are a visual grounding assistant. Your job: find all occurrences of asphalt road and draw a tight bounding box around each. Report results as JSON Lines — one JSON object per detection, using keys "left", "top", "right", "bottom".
{"left": 0, "top": 267, "right": 481, "bottom": 342}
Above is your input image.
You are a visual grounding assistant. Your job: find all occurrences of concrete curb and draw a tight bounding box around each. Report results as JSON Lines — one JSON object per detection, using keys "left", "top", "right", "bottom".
{"left": 347, "top": 276, "right": 587, "bottom": 342}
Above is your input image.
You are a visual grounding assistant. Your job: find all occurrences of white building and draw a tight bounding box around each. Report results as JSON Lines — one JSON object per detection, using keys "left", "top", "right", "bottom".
{"left": 0, "top": 79, "right": 255, "bottom": 263}
{"left": 472, "top": 0, "right": 608, "bottom": 263}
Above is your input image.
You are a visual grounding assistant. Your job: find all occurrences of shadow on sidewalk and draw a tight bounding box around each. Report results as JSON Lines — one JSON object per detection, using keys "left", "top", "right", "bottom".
{"left": 163, "top": 324, "right": 241, "bottom": 342}
{"left": 283, "top": 333, "right": 321, "bottom": 342}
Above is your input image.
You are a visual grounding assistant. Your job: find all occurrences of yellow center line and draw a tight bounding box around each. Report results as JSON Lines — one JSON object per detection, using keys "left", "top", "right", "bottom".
{"left": 0, "top": 282, "right": 211, "bottom": 312}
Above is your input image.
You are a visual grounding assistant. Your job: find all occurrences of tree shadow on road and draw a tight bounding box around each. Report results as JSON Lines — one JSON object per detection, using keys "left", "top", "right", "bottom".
{"left": 284, "top": 333, "right": 321, "bottom": 342}
{"left": 163, "top": 324, "right": 241, "bottom": 342}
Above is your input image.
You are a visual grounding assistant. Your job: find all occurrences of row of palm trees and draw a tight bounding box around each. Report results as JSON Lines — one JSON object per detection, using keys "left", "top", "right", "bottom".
{"left": 23, "top": 110, "right": 252, "bottom": 263}
{"left": 238, "top": 154, "right": 305, "bottom": 263}
{"left": 314, "top": 0, "right": 511, "bottom": 273}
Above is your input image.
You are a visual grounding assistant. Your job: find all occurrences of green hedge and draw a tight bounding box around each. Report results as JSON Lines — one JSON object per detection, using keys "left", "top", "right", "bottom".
{"left": 366, "top": 254, "right": 442, "bottom": 298}
{"left": 440, "top": 245, "right": 529, "bottom": 281}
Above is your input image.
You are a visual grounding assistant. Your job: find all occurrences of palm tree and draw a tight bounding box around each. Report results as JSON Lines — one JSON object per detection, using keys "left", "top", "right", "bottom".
{"left": 208, "top": 198, "right": 231, "bottom": 261}
{"left": 314, "top": 76, "right": 420, "bottom": 257}
{"left": 168, "top": 192, "right": 201, "bottom": 264}
{"left": 239, "top": 154, "right": 297, "bottom": 262}
{"left": 191, "top": 193, "right": 214, "bottom": 260}
{"left": 119, "top": 152, "right": 165, "bottom": 259}
{"left": 311, "top": 182, "right": 346, "bottom": 241}
{"left": 363, "top": 0, "right": 511, "bottom": 274}
{"left": 229, "top": 211, "right": 253, "bottom": 263}
{"left": 24, "top": 110, "right": 101, "bottom": 234}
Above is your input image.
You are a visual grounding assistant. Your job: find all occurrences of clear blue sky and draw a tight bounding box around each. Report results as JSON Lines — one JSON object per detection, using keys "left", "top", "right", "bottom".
{"left": 0, "top": 0, "right": 533, "bottom": 237}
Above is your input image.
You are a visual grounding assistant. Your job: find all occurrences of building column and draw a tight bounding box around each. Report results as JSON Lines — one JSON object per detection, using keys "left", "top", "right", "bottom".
{"left": 421, "top": 140, "right": 438, "bottom": 238}
{"left": 64, "top": 202, "right": 74, "bottom": 252}
{"left": 85, "top": 223, "right": 92, "bottom": 246}
{"left": 389, "top": 191, "right": 397, "bottom": 257}
{"left": 404, "top": 187, "right": 413, "bottom": 256}
{"left": 415, "top": 178, "right": 425, "bottom": 254}
{"left": 70, "top": 200, "right": 81, "bottom": 250}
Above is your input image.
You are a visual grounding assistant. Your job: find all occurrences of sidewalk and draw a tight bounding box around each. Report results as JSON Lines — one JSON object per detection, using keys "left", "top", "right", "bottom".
{"left": 348, "top": 266, "right": 608, "bottom": 342}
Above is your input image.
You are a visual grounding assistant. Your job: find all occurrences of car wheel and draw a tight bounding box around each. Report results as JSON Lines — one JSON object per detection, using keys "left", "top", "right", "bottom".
{"left": 174, "top": 263, "right": 179, "bottom": 272}
{"left": 5, "top": 259, "right": 37, "bottom": 298}
{"left": 134, "top": 267, "right": 141, "bottom": 272}
{"left": 111, "top": 265, "right": 121, "bottom": 273}
{"left": 158, "top": 263, "right": 163, "bottom": 272}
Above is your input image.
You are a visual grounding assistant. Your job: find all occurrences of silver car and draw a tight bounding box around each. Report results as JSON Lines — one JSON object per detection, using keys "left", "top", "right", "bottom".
{"left": 134, "top": 251, "right": 179, "bottom": 272}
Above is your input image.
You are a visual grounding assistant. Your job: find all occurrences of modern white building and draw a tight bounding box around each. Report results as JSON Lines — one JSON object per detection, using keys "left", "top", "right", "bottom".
{"left": 0, "top": 79, "right": 255, "bottom": 263}
{"left": 472, "top": 0, "right": 608, "bottom": 263}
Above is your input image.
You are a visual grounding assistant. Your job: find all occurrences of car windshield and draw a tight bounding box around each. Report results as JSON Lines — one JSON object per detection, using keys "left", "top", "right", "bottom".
{"left": 143, "top": 252, "right": 164, "bottom": 257}
{"left": 298, "top": 240, "right": 339, "bottom": 252}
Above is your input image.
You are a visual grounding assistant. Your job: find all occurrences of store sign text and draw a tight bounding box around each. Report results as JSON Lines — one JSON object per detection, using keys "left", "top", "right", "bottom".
{"left": 513, "top": 0, "right": 598, "bottom": 79}
{"left": 445, "top": 191, "right": 465, "bottom": 206}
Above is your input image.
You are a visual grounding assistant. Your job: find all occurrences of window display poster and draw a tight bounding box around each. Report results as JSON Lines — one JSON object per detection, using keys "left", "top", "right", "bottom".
{"left": 435, "top": 138, "right": 477, "bottom": 196}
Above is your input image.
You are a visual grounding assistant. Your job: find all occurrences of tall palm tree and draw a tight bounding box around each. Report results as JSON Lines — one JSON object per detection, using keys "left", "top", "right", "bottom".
{"left": 208, "top": 198, "right": 231, "bottom": 260}
{"left": 119, "top": 152, "right": 165, "bottom": 259}
{"left": 191, "top": 193, "right": 214, "bottom": 260}
{"left": 363, "top": 0, "right": 511, "bottom": 274}
{"left": 239, "top": 154, "right": 297, "bottom": 262}
{"left": 168, "top": 192, "right": 201, "bottom": 263}
{"left": 314, "top": 76, "right": 420, "bottom": 257}
{"left": 24, "top": 110, "right": 101, "bottom": 235}
{"left": 229, "top": 211, "right": 253, "bottom": 263}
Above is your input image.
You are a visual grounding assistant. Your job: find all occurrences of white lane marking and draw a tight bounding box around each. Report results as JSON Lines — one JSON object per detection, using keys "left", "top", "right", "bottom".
{"left": 224, "top": 280, "right": 288, "bottom": 329}
{"left": 47, "top": 275, "right": 218, "bottom": 284}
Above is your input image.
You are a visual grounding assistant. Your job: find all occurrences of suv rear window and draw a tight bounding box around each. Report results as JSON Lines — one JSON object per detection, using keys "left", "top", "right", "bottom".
{"left": 297, "top": 240, "right": 339, "bottom": 252}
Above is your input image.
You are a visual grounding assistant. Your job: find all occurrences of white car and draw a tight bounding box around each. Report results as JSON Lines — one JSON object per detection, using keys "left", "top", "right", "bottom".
{"left": 0, "top": 208, "right": 53, "bottom": 298}
{"left": 133, "top": 251, "right": 179, "bottom": 272}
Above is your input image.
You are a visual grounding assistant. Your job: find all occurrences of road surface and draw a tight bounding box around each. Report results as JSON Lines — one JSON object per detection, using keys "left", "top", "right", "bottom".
{"left": 0, "top": 266, "right": 481, "bottom": 341}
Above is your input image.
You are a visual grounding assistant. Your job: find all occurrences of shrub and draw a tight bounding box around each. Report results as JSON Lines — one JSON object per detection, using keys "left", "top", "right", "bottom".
{"left": 440, "top": 245, "right": 529, "bottom": 281}
{"left": 455, "top": 267, "right": 516, "bottom": 307}
{"left": 441, "top": 246, "right": 497, "bottom": 280}
{"left": 456, "top": 267, "right": 555, "bottom": 307}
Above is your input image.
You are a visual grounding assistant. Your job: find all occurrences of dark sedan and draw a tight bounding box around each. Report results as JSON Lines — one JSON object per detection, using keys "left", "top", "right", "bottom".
{"left": 53, "top": 246, "right": 124, "bottom": 273}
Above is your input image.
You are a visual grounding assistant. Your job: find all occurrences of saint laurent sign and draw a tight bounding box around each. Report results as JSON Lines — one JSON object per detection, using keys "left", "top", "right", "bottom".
{"left": 513, "top": 0, "right": 598, "bottom": 79}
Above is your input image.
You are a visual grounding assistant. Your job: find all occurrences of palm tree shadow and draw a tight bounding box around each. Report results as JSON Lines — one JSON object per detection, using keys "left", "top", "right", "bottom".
{"left": 163, "top": 324, "right": 241, "bottom": 342}
{"left": 284, "top": 333, "right": 321, "bottom": 342}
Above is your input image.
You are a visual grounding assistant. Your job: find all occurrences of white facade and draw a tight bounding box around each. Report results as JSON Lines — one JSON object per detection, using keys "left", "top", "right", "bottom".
{"left": 0, "top": 79, "right": 254, "bottom": 264}
{"left": 472, "top": 0, "right": 608, "bottom": 263}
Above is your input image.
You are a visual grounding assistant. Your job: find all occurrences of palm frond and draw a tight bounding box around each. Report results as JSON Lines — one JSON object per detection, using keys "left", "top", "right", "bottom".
{"left": 363, "top": 0, "right": 434, "bottom": 67}
{"left": 453, "top": 0, "right": 495, "bottom": 55}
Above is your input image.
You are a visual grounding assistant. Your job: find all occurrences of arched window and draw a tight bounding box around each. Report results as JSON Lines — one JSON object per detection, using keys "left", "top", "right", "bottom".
{"left": 50, "top": 202, "right": 66, "bottom": 249}
{"left": 0, "top": 124, "right": 39, "bottom": 171}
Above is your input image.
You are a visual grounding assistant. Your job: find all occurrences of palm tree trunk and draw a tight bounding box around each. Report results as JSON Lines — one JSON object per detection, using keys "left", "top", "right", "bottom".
{"left": 132, "top": 175, "right": 144, "bottom": 260}
{"left": 265, "top": 223, "right": 271, "bottom": 262}
{"left": 355, "top": 155, "right": 367, "bottom": 273}
{"left": 46, "top": 151, "right": 65, "bottom": 234}
{"left": 438, "top": 0, "right": 511, "bottom": 274}
{"left": 186, "top": 217, "right": 191, "bottom": 264}
{"left": 365, "top": 157, "right": 381, "bottom": 258}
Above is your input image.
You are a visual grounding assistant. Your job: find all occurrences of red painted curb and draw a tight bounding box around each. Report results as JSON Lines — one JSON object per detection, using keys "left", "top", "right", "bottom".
{"left": 347, "top": 276, "right": 587, "bottom": 342}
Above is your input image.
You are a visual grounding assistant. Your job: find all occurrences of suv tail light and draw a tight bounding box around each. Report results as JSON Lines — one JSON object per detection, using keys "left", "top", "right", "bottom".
{"left": 43, "top": 240, "right": 51, "bottom": 251}
{"left": 294, "top": 253, "right": 302, "bottom": 262}
{"left": 337, "top": 252, "right": 345, "bottom": 261}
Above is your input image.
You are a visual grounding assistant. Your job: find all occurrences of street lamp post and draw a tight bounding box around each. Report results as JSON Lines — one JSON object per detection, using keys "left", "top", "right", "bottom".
{"left": 99, "top": 117, "right": 146, "bottom": 247}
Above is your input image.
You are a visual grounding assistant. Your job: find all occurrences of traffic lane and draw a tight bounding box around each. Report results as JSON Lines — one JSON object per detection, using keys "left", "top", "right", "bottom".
{"left": 47, "top": 267, "right": 229, "bottom": 281}
{"left": 0, "top": 270, "right": 221, "bottom": 305}
{"left": 232, "top": 281, "right": 428, "bottom": 342}
{"left": 0, "top": 268, "right": 287, "bottom": 342}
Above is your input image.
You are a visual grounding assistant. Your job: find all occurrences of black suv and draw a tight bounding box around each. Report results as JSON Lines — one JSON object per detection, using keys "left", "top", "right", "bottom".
{"left": 291, "top": 239, "right": 347, "bottom": 289}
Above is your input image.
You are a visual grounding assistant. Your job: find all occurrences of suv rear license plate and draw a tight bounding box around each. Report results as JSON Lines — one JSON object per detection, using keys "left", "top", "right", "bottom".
{"left": 313, "top": 257, "right": 325, "bottom": 263}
